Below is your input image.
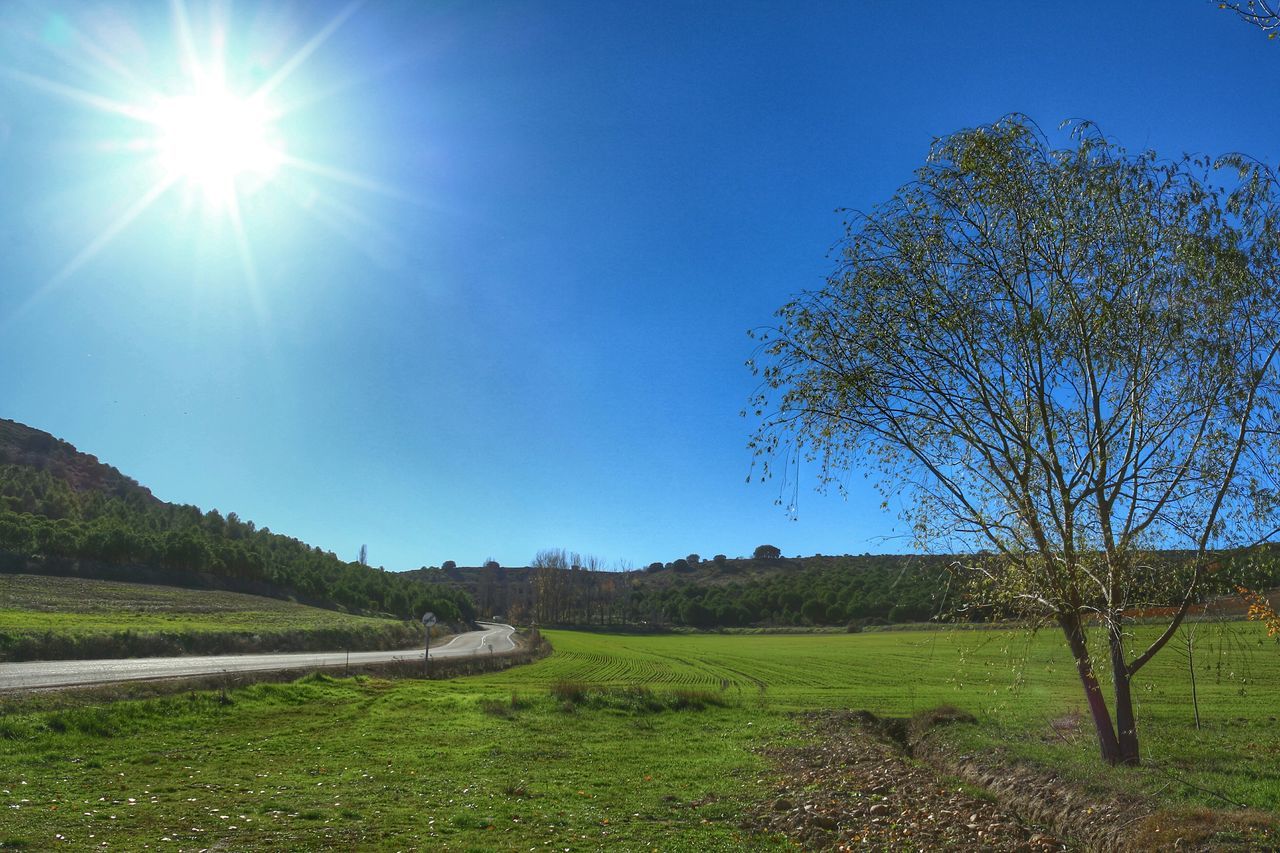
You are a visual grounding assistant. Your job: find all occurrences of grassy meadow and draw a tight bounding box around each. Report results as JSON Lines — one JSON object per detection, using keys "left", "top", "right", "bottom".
{"left": 0, "top": 622, "right": 1276, "bottom": 850}
{"left": 0, "top": 574, "right": 421, "bottom": 660}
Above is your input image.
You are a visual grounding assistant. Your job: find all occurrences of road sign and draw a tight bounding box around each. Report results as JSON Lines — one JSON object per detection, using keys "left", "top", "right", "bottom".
{"left": 422, "top": 612, "right": 436, "bottom": 676}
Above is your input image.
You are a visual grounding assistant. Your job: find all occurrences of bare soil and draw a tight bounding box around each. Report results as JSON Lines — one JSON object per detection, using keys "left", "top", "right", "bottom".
{"left": 744, "top": 709, "right": 1278, "bottom": 851}
{"left": 743, "top": 709, "right": 1067, "bottom": 850}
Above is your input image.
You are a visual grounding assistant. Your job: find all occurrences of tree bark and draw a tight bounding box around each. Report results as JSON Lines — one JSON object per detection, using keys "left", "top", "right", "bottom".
{"left": 1059, "top": 612, "right": 1122, "bottom": 765}
{"left": 1109, "top": 623, "right": 1141, "bottom": 765}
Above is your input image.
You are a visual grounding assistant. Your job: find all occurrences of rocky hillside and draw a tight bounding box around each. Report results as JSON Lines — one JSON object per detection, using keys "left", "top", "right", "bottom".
{"left": 0, "top": 419, "right": 156, "bottom": 505}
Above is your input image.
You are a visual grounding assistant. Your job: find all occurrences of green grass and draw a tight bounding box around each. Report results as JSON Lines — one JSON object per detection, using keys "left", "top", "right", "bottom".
{"left": 0, "top": 574, "right": 421, "bottom": 659}
{"left": 0, "top": 621, "right": 1276, "bottom": 849}
{"left": 520, "top": 624, "right": 1280, "bottom": 810}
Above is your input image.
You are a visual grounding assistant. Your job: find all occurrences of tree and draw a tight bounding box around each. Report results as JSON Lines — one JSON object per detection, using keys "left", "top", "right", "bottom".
{"left": 358, "top": 544, "right": 368, "bottom": 566}
{"left": 1217, "top": 1, "right": 1280, "bottom": 38}
{"left": 749, "top": 115, "right": 1280, "bottom": 766}
{"left": 752, "top": 544, "right": 781, "bottom": 559}
{"left": 532, "top": 548, "right": 569, "bottom": 623}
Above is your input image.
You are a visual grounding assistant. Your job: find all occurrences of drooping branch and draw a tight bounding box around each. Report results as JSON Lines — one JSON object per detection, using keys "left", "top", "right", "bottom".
{"left": 1217, "top": 0, "right": 1280, "bottom": 38}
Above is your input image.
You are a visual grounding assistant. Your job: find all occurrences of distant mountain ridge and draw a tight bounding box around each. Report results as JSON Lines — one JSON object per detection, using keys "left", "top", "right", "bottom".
{"left": 0, "top": 418, "right": 473, "bottom": 622}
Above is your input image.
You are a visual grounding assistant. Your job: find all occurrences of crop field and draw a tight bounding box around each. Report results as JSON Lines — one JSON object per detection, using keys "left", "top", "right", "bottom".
{"left": 505, "top": 626, "right": 1280, "bottom": 810}
{"left": 0, "top": 574, "right": 421, "bottom": 660}
{"left": 0, "top": 622, "right": 1276, "bottom": 850}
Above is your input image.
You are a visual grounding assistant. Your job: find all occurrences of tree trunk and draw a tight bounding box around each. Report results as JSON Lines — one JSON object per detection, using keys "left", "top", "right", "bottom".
{"left": 1108, "top": 622, "right": 1141, "bottom": 765}
{"left": 1059, "top": 613, "right": 1122, "bottom": 765}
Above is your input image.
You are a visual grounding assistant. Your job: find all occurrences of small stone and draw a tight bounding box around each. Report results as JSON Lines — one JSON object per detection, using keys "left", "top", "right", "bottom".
{"left": 869, "top": 804, "right": 889, "bottom": 816}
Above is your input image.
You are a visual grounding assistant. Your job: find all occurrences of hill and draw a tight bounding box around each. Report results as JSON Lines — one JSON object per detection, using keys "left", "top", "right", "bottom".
{"left": 0, "top": 419, "right": 472, "bottom": 622}
{"left": 0, "top": 573, "right": 424, "bottom": 660}
{"left": 405, "top": 554, "right": 957, "bottom": 628}
{"left": 407, "top": 548, "right": 1280, "bottom": 630}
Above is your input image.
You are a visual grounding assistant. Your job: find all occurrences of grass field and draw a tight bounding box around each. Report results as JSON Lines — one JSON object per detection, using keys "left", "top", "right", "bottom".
{"left": 0, "top": 622, "right": 1276, "bottom": 850}
{"left": 0, "top": 574, "right": 422, "bottom": 660}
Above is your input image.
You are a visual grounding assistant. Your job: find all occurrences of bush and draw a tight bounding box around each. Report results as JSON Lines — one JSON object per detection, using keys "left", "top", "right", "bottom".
{"left": 478, "top": 693, "right": 526, "bottom": 718}
{"left": 753, "top": 544, "right": 781, "bottom": 559}
{"left": 545, "top": 683, "right": 733, "bottom": 714}
{"left": 549, "top": 680, "right": 590, "bottom": 704}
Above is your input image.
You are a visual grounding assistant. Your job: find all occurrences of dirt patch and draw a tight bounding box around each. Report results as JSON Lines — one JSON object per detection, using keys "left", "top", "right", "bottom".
{"left": 742, "top": 710, "right": 1065, "bottom": 850}
{"left": 747, "top": 709, "right": 1278, "bottom": 851}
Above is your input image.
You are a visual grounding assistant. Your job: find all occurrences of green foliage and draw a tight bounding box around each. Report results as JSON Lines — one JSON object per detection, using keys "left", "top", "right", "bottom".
{"left": 0, "top": 422, "right": 472, "bottom": 622}
{"left": 627, "top": 554, "right": 955, "bottom": 627}
{"left": 749, "top": 115, "right": 1280, "bottom": 764}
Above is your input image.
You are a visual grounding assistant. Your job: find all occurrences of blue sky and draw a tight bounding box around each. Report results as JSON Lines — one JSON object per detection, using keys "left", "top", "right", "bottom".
{"left": 1, "top": 1, "right": 1275, "bottom": 570}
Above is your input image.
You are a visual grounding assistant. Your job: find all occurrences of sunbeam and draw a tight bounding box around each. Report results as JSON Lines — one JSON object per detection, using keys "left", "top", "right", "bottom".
{"left": 0, "top": 68, "right": 153, "bottom": 122}
{"left": 3, "top": 0, "right": 403, "bottom": 296}
{"left": 280, "top": 153, "right": 419, "bottom": 203}
{"left": 253, "top": 0, "right": 364, "bottom": 102}
{"left": 4, "top": 174, "right": 177, "bottom": 331}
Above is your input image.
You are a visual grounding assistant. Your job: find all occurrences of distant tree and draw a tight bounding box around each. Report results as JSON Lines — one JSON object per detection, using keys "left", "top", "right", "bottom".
{"left": 645, "top": 561, "right": 664, "bottom": 572}
{"left": 679, "top": 598, "right": 716, "bottom": 628}
{"left": 442, "top": 560, "right": 457, "bottom": 570}
{"left": 358, "top": 544, "right": 368, "bottom": 566}
{"left": 532, "top": 548, "right": 570, "bottom": 623}
{"left": 672, "top": 558, "right": 691, "bottom": 572}
{"left": 801, "top": 598, "right": 827, "bottom": 624}
{"left": 712, "top": 554, "right": 728, "bottom": 566}
{"left": 749, "top": 115, "right": 1280, "bottom": 766}
{"left": 686, "top": 553, "right": 701, "bottom": 565}
{"left": 581, "top": 554, "right": 607, "bottom": 625}
{"left": 752, "top": 544, "right": 781, "bottom": 559}
{"left": 477, "top": 557, "right": 505, "bottom": 617}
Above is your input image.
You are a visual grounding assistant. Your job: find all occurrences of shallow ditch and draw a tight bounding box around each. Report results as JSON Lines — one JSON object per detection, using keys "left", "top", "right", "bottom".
{"left": 746, "top": 709, "right": 1277, "bottom": 851}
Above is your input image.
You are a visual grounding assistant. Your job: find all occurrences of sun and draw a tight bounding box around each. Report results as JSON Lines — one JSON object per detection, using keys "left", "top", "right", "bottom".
{"left": 4, "top": 0, "right": 404, "bottom": 306}
{"left": 152, "top": 85, "right": 282, "bottom": 208}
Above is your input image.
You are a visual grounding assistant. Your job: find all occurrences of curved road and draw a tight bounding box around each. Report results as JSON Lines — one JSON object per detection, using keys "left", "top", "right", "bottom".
{"left": 0, "top": 622, "right": 516, "bottom": 692}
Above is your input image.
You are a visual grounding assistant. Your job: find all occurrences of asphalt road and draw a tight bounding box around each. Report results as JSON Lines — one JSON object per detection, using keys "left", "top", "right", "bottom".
{"left": 0, "top": 622, "right": 517, "bottom": 692}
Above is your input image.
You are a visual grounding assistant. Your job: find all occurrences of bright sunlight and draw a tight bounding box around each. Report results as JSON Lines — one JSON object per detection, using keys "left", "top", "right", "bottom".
{"left": 2, "top": 0, "right": 378, "bottom": 301}
{"left": 153, "top": 87, "right": 282, "bottom": 207}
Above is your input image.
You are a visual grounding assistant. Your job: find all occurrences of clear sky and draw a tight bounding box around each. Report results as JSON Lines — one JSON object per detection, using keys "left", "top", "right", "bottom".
{"left": 1, "top": 1, "right": 1276, "bottom": 571}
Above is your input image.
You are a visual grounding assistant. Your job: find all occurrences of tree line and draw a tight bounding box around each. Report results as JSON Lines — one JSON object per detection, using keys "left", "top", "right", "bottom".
{"left": 422, "top": 547, "right": 1280, "bottom": 631}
